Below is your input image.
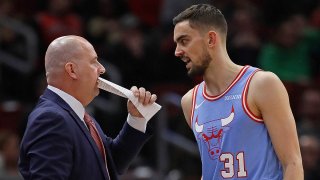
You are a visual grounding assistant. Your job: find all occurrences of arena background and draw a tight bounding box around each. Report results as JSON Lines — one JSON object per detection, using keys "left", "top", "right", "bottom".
{"left": 0, "top": 0, "right": 320, "bottom": 179}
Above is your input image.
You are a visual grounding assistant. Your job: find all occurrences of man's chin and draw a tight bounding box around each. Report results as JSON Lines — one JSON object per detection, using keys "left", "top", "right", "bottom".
{"left": 187, "top": 70, "right": 198, "bottom": 77}
{"left": 187, "top": 72, "right": 194, "bottom": 77}
{"left": 187, "top": 67, "right": 205, "bottom": 77}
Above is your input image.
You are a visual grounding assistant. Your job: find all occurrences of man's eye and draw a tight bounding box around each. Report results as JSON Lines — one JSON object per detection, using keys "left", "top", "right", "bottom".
{"left": 181, "top": 39, "right": 187, "bottom": 45}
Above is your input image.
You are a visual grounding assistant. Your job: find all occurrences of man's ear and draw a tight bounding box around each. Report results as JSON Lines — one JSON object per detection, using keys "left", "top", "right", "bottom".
{"left": 65, "top": 62, "right": 78, "bottom": 79}
{"left": 207, "top": 31, "right": 217, "bottom": 48}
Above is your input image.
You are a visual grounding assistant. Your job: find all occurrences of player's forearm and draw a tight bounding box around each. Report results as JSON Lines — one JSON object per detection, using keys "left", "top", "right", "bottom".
{"left": 283, "top": 161, "right": 304, "bottom": 180}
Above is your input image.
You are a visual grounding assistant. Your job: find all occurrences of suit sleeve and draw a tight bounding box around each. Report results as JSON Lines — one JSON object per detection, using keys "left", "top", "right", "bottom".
{"left": 106, "top": 122, "right": 152, "bottom": 174}
{"left": 19, "top": 110, "right": 73, "bottom": 180}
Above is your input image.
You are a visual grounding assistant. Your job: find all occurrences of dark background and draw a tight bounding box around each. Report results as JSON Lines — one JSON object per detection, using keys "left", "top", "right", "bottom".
{"left": 0, "top": 0, "right": 320, "bottom": 179}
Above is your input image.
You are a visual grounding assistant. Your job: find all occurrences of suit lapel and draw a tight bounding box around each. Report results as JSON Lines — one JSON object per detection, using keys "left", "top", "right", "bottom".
{"left": 41, "top": 88, "right": 110, "bottom": 179}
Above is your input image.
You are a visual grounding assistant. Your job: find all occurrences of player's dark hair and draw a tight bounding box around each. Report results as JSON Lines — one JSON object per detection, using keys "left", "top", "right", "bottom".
{"left": 173, "top": 4, "right": 227, "bottom": 35}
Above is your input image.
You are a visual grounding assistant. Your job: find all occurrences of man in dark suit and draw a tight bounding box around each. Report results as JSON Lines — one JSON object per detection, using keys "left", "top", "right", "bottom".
{"left": 18, "top": 35, "right": 158, "bottom": 180}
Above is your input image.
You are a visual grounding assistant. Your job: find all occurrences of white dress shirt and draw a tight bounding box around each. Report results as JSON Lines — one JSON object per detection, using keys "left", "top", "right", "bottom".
{"left": 47, "top": 85, "right": 148, "bottom": 133}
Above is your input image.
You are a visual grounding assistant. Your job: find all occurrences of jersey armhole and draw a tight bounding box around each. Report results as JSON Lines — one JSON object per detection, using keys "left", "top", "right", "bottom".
{"left": 190, "top": 84, "right": 200, "bottom": 128}
{"left": 242, "top": 69, "right": 264, "bottom": 123}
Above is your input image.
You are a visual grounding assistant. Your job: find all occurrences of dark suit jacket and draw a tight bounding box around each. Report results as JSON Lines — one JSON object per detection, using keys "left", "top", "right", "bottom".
{"left": 19, "top": 88, "right": 152, "bottom": 180}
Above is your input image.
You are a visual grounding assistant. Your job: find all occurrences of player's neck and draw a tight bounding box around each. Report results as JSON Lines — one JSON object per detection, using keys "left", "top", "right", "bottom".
{"left": 203, "top": 61, "right": 242, "bottom": 96}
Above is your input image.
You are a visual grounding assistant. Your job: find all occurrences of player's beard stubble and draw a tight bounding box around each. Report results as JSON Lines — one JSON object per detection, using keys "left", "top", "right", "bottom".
{"left": 188, "top": 48, "right": 211, "bottom": 77}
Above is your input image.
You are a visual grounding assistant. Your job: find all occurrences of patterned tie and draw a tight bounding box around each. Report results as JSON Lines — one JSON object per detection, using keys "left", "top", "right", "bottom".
{"left": 84, "top": 112, "right": 107, "bottom": 163}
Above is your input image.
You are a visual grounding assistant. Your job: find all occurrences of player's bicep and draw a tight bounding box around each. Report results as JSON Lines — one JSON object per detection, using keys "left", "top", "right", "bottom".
{"left": 251, "top": 72, "right": 301, "bottom": 166}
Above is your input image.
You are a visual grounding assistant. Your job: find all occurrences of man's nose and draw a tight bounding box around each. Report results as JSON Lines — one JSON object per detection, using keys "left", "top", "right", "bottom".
{"left": 175, "top": 46, "right": 184, "bottom": 57}
{"left": 99, "top": 64, "right": 106, "bottom": 75}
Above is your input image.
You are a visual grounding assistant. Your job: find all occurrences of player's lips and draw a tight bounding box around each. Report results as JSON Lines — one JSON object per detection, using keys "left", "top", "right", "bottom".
{"left": 183, "top": 58, "right": 191, "bottom": 69}
{"left": 181, "top": 57, "right": 191, "bottom": 67}
{"left": 186, "top": 62, "right": 191, "bottom": 69}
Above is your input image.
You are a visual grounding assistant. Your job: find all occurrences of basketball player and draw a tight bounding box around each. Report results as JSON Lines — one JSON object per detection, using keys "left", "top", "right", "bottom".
{"left": 173, "top": 4, "right": 303, "bottom": 179}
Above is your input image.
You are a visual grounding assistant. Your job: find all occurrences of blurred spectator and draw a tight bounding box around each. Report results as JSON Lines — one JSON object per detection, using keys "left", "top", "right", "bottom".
{"left": 299, "top": 134, "right": 320, "bottom": 180}
{"left": 35, "top": 0, "right": 83, "bottom": 48}
{"left": 0, "top": 100, "right": 23, "bottom": 134}
{"left": 258, "top": 14, "right": 320, "bottom": 83}
{"left": 74, "top": 0, "right": 130, "bottom": 22}
{"left": 0, "top": 0, "right": 39, "bottom": 101}
{"left": 0, "top": 24, "right": 26, "bottom": 59}
{"left": 0, "top": 0, "right": 28, "bottom": 19}
{"left": 0, "top": 0, "right": 15, "bottom": 17}
{"left": 228, "top": 5, "right": 262, "bottom": 66}
{"left": 310, "top": 1, "right": 320, "bottom": 28}
{"left": 0, "top": 17, "right": 39, "bottom": 101}
{"left": 127, "top": 0, "right": 162, "bottom": 29}
{"left": 296, "top": 86, "right": 320, "bottom": 138}
{"left": 0, "top": 131, "right": 22, "bottom": 180}
{"left": 86, "top": 17, "right": 120, "bottom": 56}
{"left": 160, "top": 0, "right": 208, "bottom": 28}
{"left": 96, "top": 14, "right": 155, "bottom": 87}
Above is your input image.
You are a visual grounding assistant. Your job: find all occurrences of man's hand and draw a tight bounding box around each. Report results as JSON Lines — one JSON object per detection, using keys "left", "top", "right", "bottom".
{"left": 127, "top": 86, "right": 157, "bottom": 117}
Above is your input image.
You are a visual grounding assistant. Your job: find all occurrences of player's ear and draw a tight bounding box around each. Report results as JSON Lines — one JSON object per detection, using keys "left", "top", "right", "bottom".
{"left": 65, "top": 62, "right": 78, "bottom": 80}
{"left": 207, "top": 31, "right": 217, "bottom": 48}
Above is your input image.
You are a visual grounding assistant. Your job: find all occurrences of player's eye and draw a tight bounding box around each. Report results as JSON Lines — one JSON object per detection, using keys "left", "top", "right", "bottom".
{"left": 181, "top": 39, "right": 188, "bottom": 45}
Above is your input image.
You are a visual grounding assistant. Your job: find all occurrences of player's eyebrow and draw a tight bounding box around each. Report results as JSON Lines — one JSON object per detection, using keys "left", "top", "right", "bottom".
{"left": 175, "top": 34, "right": 188, "bottom": 43}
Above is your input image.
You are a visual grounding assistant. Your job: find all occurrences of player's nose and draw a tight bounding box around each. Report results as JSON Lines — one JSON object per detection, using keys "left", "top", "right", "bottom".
{"left": 175, "top": 46, "right": 184, "bottom": 57}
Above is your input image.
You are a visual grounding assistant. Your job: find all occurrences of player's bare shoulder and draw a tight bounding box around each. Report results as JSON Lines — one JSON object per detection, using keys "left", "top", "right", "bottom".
{"left": 249, "top": 70, "right": 289, "bottom": 113}
{"left": 250, "top": 71, "right": 285, "bottom": 96}
{"left": 181, "top": 89, "right": 194, "bottom": 127}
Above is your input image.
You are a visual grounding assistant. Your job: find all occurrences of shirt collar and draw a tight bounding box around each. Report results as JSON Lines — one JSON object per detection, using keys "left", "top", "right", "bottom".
{"left": 47, "top": 85, "right": 85, "bottom": 121}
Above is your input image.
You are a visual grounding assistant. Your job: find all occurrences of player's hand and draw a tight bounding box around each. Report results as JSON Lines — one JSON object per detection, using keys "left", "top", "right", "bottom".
{"left": 127, "top": 86, "right": 157, "bottom": 118}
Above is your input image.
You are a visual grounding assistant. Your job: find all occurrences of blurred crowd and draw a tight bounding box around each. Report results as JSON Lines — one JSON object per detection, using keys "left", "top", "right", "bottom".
{"left": 0, "top": 0, "right": 320, "bottom": 179}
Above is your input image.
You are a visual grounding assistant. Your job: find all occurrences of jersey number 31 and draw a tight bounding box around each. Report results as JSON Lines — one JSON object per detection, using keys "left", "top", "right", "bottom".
{"left": 219, "top": 152, "right": 248, "bottom": 178}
